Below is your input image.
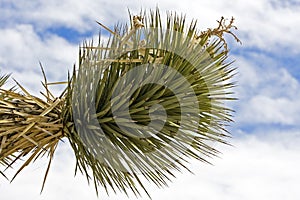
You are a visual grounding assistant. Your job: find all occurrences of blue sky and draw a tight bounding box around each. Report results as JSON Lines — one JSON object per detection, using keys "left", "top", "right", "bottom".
{"left": 0, "top": 0, "right": 300, "bottom": 200}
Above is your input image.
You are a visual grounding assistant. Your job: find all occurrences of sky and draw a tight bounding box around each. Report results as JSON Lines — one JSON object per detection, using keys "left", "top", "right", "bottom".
{"left": 0, "top": 0, "right": 300, "bottom": 199}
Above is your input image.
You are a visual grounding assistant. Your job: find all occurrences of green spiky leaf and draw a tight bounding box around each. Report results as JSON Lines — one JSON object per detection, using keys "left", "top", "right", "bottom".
{"left": 63, "top": 9, "right": 238, "bottom": 197}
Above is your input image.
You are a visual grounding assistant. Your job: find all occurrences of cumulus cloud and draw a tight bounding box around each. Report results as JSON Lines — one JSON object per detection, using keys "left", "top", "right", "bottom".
{"left": 1, "top": 1, "right": 299, "bottom": 68}
{"left": 1, "top": 132, "right": 300, "bottom": 200}
{"left": 1, "top": 0, "right": 300, "bottom": 54}
{"left": 233, "top": 53, "right": 300, "bottom": 127}
{"left": 0, "top": 0, "right": 300, "bottom": 199}
{"left": 0, "top": 0, "right": 141, "bottom": 32}
{"left": 239, "top": 95, "right": 300, "bottom": 125}
{"left": 0, "top": 24, "right": 77, "bottom": 96}
{"left": 1, "top": 0, "right": 299, "bottom": 96}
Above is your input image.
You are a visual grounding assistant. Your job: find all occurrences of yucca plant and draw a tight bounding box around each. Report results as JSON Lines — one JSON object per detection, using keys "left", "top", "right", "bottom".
{"left": 0, "top": 9, "right": 240, "bottom": 198}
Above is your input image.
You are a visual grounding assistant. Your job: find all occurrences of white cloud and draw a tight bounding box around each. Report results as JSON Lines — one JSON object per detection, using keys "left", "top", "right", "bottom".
{"left": 1, "top": 0, "right": 300, "bottom": 54}
{"left": 1, "top": 0, "right": 299, "bottom": 98}
{"left": 208, "top": 0, "right": 300, "bottom": 54}
{"left": 1, "top": 1, "right": 300, "bottom": 200}
{"left": 0, "top": 24, "right": 77, "bottom": 96}
{"left": 0, "top": 0, "right": 139, "bottom": 32}
{"left": 233, "top": 52, "right": 300, "bottom": 126}
{"left": 1, "top": 0, "right": 299, "bottom": 73}
{"left": 239, "top": 95, "right": 300, "bottom": 125}
{"left": 1, "top": 131, "right": 300, "bottom": 200}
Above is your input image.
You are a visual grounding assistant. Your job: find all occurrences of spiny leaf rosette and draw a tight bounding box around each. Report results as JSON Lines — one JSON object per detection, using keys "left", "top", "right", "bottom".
{"left": 0, "top": 9, "right": 239, "bottom": 198}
